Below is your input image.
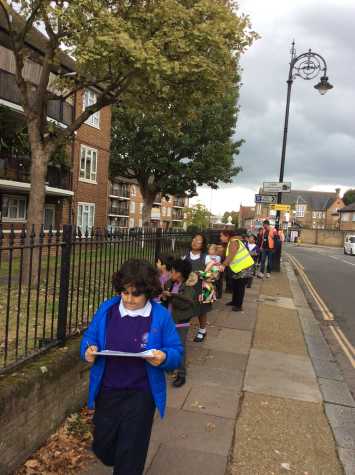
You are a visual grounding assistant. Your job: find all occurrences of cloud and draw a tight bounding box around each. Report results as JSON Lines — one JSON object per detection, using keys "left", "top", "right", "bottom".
{"left": 194, "top": 0, "right": 355, "bottom": 214}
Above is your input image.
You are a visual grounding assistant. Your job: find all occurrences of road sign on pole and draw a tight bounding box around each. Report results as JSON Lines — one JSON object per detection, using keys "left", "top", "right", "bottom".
{"left": 255, "top": 194, "right": 277, "bottom": 204}
{"left": 270, "top": 204, "right": 291, "bottom": 212}
{"left": 263, "top": 182, "right": 291, "bottom": 193}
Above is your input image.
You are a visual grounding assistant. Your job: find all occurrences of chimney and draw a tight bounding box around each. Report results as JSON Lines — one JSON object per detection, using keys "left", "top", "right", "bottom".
{"left": 335, "top": 188, "right": 341, "bottom": 197}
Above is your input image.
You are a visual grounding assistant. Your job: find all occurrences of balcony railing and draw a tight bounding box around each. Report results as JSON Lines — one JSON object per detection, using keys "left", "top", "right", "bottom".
{"left": 0, "top": 69, "right": 74, "bottom": 126}
{"left": 173, "top": 198, "right": 185, "bottom": 208}
{"left": 0, "top": 156, "right": 72, "bottom": 190}
{"left": 110, "top": 183, "right": 130, "bottom": 199}
{"left": 109, "top": 205, "right": 130, "bottom": 216}
{"left": 172, "top": 210, "right": 184, "bottom": 220}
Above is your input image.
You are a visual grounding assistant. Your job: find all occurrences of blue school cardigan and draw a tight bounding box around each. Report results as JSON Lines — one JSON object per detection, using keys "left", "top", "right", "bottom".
{"left": 80, "top": 296, "right": 183, "bottom": 418}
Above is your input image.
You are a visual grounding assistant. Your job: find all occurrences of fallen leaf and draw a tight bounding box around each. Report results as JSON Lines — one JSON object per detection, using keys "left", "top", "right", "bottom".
{"left": 206, "top": 422, "right": 216, "bottom": 432}
{"left": 40, "top": 366, "right": 48, "bottom": 374}
{"left": 281, "top": 462, "right": 291, "bottom": 471}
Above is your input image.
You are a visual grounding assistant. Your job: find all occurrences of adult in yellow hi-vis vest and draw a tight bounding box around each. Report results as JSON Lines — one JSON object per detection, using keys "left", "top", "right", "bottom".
{"left": 220, "top": 230, "right": 254, "bottom": 312}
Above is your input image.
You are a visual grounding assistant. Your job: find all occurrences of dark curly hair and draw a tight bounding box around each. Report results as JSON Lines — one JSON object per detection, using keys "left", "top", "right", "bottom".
{"left": 171, "top": 258, "right": 192, "bottom": 281}
{"left": 112, "top": 259, "right": 162, "bottom": 298}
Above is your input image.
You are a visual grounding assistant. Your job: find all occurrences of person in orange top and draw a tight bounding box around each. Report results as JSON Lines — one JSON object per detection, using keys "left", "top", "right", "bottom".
{"left": 257, "top": 220, "right": 278, "bottom": 278}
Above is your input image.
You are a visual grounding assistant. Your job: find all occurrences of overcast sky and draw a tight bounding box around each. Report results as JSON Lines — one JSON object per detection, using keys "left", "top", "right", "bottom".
{"left": 192, "top": 0, "right": 355, "bottom": 215}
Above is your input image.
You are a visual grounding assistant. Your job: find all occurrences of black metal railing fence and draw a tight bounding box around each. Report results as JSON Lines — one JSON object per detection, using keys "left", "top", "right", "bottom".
{"left": 0, "top": 225, "right": 220, "bottom": 372}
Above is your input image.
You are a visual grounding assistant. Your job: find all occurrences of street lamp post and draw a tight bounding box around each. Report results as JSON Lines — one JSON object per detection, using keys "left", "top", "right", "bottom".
{"left": 273, "top": 41, "right": 333, "bottom": 270}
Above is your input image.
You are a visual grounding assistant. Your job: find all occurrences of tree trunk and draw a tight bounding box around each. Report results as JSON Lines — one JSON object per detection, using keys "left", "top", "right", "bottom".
{"left": 25, "top": 122, "right": 52, "bottom": 286}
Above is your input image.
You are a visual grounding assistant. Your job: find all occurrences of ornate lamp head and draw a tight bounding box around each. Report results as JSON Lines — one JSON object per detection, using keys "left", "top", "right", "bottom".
{"left": 314, "top": 75, "right": 334, "bottom": 95}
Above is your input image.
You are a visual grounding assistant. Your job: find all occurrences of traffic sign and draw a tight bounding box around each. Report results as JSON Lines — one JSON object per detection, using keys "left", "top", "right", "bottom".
{"left": 263, "top": 182, "right": 291, "bottom": 193}
{"left": 271, "top": 204, "right": 291, "bottom": 212}
{"left": 255, "top": 194, "right": 277, "bottom": 204}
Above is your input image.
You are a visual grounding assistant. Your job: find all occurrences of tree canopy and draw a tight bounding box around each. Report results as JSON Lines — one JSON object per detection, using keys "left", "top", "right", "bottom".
{"left": 110, "top": 85, "right": 243, "bottom": 223}
{"left": 185, "top": 203, "right": 212, "bottom": 230}
{"left": 1, "top": 0, "right": 257, "bottom": 230}
{"left": 343, "top": 189, "right": 355, "bottom": 206}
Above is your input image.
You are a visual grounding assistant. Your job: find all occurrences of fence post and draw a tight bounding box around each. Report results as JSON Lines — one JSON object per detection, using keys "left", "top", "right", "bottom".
{"left": 57, "top": 224, "right": 73, "bottom": 341}
{"left": 154, "top": 228, "right": 163, "bottom": 262}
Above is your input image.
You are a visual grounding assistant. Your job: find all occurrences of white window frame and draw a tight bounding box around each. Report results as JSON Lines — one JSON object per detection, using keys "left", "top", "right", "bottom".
{"left": 83, "top": 89, "right": 100, "bottom": 129}
{"left": 342, "top": 213, "right": 350, "bottom": 222}
{"left": 130, "top": 201, "right": 136, "bottom": 214}
{"left": 77, "top": 202, "right": 95, "bottom": 230}
{"left": 44, "top": 204, "right": 56, "bottom": 230}
{"left": 130, "top": 185, "right": 136, "bottom": 197}
{"left": 296, "top": 204, "right": 306, "bottom": 218}
{"left": 79, "top": 145, "right": 97, "bottom": 183}
{"left": 352, "top": 213, "right": 355, "bottom": 222}
{"left": 2, "top": 195, "right": 27, "bottom": 222}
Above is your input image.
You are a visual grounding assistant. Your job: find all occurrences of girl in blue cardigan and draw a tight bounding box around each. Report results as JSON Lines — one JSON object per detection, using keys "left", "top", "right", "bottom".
{"left": 80, "top": 259, "right": 183, "bottom": 475}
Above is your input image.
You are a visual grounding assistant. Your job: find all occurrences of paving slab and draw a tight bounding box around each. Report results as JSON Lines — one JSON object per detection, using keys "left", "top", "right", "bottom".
{"left": 261, "top": 276, "right": 293, "bottom": 298}
{"left": 319, "top": 378, "right": 355, "bottom": 407}
{"left": 258, "top": 294, "right": 297, "bottom": 310}
{"left": 325, "top": 403, "right": 355, "bottom": 449}
{"left": 244, "top": 348, "right": 322, "bottom": 403}
{"left": 166, "top": 383, "right": 192, "bottom": 409}
{"left": 305, "top": 334, "right": 336, "bottom": 362}
{"left": 202, "top": 328, "right": 252, "bottom": 355}
{"left": 185, "top": 344, "right": 209, "bottom": 366}
{"left": 312, "top": 358, "right": 344, "bottom": 381}
{"left": 203, "top": 349, "right": 248, "bottom": 372}
{"left": 187, "top": 364, "right": 243, "bottom": 391}
{"left": 183, "top": 385, "right": 240, "bottom": 419}
{"left": 215, "top": 311, "right": 257, "bottom": 331}
{"left": 338, "top": 448, "right": 355, "bottom": 475}
{"left": 151, "top": 408, "right": 234, "bottom": 456}
{"left": 230, "top": 392, "right": 343, "bottom": 475}
{"left": 146, "top": 445, "right": 227, "bottom": 475}
{"left": 253, "top": 304, "right": 307, "bottom": 356}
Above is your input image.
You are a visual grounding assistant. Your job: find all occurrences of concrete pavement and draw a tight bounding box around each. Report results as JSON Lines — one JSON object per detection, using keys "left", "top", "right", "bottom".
{"left": 81, "top": 262, "right": 354, "bottom": 475}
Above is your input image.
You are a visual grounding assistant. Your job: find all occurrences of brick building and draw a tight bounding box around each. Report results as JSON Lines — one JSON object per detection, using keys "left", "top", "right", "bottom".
{"left": 108, "top": 178, "right": 188, "bottom": 230}
{"left": 239, "top": 205, "right": 256, "bottom": 230}
{"left": 0, "top": 14, "right": 111, "bottom": 230}
{"left": 255, "top": 188, "right": 344, "bottom": 230}
{"left": 339, "top": 203, "right": 355, "bottom": 232}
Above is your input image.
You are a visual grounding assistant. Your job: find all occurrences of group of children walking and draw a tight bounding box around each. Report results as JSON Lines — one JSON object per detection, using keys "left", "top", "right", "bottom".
{"left": 154, "top": 234, "right": 224, "bottom": 388}
{"left": 81, "top": 229, "right": 269, "bottom": 475}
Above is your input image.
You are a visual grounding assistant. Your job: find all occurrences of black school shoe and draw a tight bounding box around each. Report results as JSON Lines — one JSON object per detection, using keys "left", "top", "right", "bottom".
{"left": 193, "top": 331, "right": 207, "bottom": 342}
{"left": 173, "top": 374, "right": 186, "bottom": 387}
{"left": 226, "top": 301, "right": 234, "bottom": 306}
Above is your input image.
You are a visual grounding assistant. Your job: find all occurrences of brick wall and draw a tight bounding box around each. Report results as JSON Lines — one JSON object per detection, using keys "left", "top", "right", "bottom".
{"left": 300, "top": 228, "right": 345, "bottom": 247}
{"left": 0, "top": 338, "right": 89, "bottom": 475}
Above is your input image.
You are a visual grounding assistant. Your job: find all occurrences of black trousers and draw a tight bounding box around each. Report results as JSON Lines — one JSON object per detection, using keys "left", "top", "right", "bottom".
{"left": 231, "top": 277, "right": 248, "bottom": 308}
{"left": 176, "top": 326, "right": 189, "bottom": 377}
{"left": 93, "top": 389, "right": 155, "bottom": 475}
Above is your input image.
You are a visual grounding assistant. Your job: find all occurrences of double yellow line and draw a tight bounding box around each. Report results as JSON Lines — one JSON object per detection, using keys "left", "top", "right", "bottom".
{"left": 287, "top": 253, "right": 355, "bottom": 368}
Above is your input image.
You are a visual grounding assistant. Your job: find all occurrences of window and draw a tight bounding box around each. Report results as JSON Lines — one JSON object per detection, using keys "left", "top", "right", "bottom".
{"left": 342, "top": 213, "right": 350, "bottom": 222}
{"left": 77, "top": 203, "right": 95, "bottom": 230}
{"left": 83, "top": 90, "right": 100, "bottom": 128}
{"left": 352, "top": 213, "right": 355, "bottom": 222}
{"left": 130, "top": 185, "right": 136, "bottom": 197}
{"left": 2, "top": 195, "right": 27, "bottom": 221}
{"left": 312, "top": 211, "right": 317, "bottom": 219}
{"left": 130, "top": 201, "right": 136, "bottom": 214}
{"left": 80, "top": 145, "right": 97, "bottom": 182}
{"left": 44, "top": 205, "right": 56, "bottom": 230}
{"left": 296, "top": 205, "right": 306, "bottom": 218}
{"left": 129, "top": 218, "right": 134, "bottom": 228}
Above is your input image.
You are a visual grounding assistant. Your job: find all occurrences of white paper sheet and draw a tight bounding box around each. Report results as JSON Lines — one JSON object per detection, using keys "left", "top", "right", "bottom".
{"left": 93, "top": 349, "right": 155, "bottom": 358}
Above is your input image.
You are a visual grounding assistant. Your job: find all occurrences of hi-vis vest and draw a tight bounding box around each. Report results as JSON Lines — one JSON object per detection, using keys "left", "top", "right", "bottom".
{"left": 226, "top": 239, "right": 254, "bottom": 274}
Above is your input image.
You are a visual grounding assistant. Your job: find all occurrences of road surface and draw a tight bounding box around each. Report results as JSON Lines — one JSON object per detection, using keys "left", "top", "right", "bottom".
{"left": 285, "top": 244, "right": 355, "bottom": 393}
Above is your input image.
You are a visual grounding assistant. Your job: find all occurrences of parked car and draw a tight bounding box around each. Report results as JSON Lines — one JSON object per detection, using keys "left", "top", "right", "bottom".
{"left": 344, "top": 235, "right": 355, "bottom": 255}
